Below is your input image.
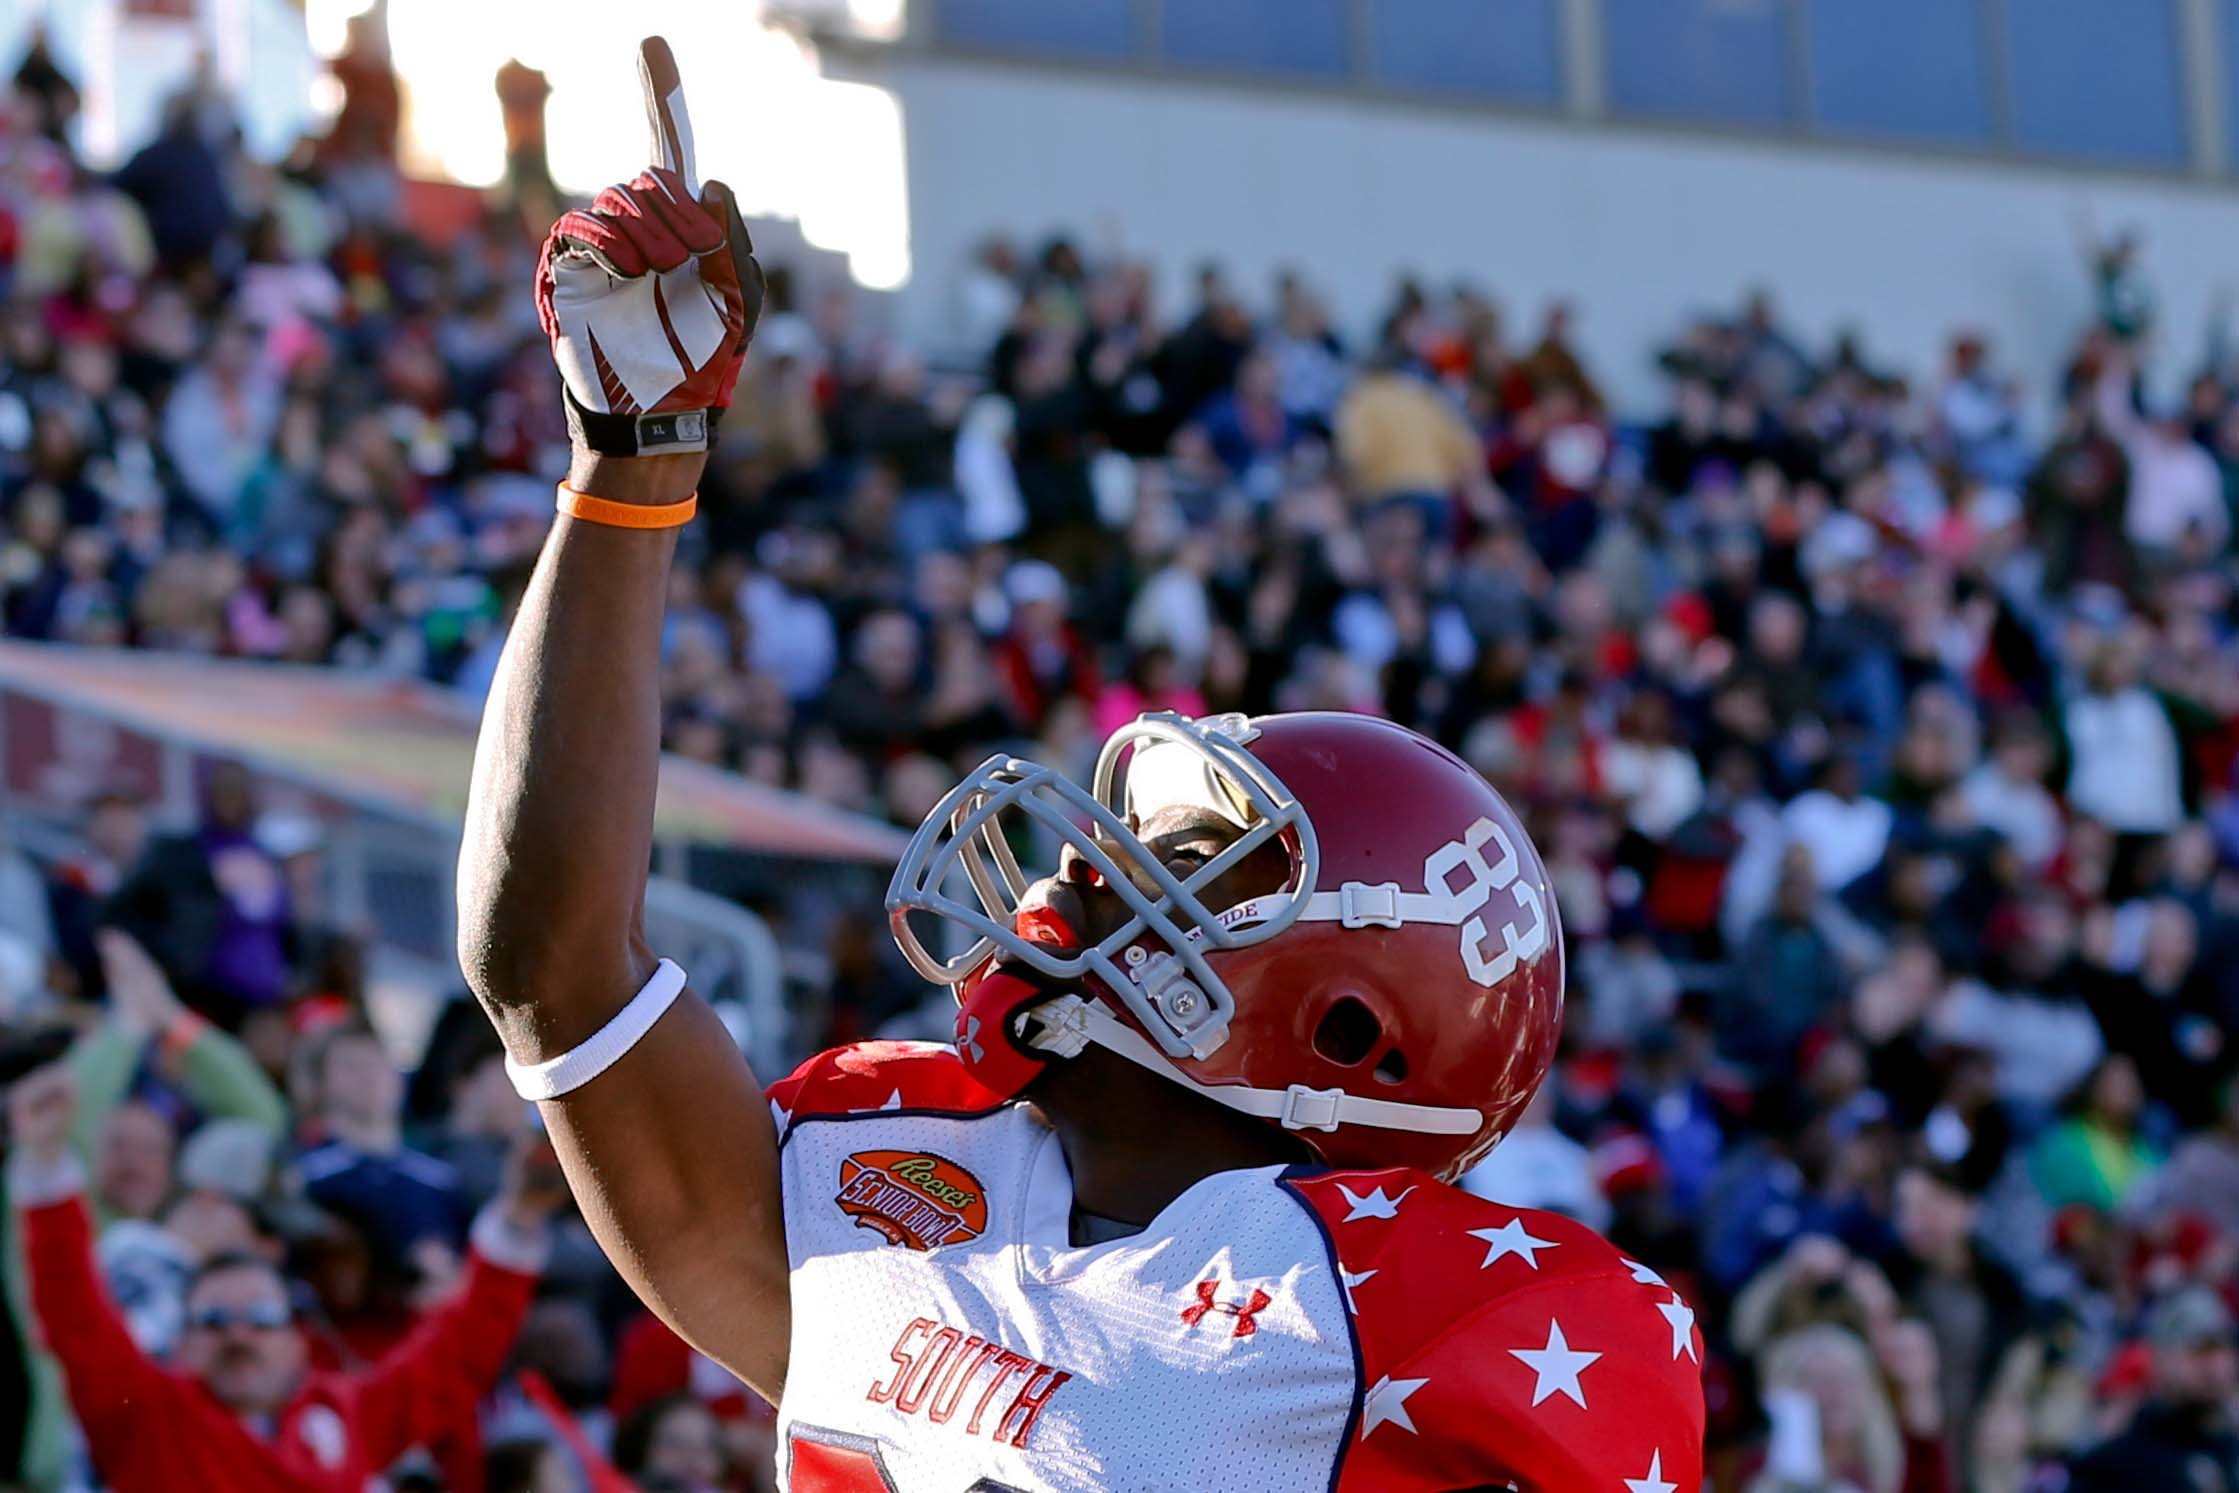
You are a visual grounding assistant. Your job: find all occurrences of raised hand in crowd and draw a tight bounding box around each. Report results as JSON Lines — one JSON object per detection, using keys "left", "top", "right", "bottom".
{"left": 95, "top": 927, "right": 187, "bottom": 1038}
{"left": 5, "top": 1061, "right": 74, "bottom": 1174}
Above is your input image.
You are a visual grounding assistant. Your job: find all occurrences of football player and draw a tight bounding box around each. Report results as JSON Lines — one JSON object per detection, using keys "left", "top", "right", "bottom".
{"left": 459, "top": 38, "right": 1704, "bottom": 1492}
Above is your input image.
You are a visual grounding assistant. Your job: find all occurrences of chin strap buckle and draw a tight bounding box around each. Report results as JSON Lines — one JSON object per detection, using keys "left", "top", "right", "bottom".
{"left": 1023, "top": 994, "right": 1092, "bottom": 1058}
{"left": 1127, "top": 950, "right": 1225, "bottom": 1055}
{"left": 1338, "top": 881, "right": 1404, "bottom": 930}
{"left": 1280, "top": 1083, "right": 1345, "bottom": 1133}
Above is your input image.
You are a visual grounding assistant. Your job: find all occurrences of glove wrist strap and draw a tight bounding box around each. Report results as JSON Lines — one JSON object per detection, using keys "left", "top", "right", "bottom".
{"left": 563, "top": 385, "right": 720, "bottom": 457}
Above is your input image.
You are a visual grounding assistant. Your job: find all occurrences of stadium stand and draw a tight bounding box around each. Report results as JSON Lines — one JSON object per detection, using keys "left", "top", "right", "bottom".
{"left": 0, "top": 17, "right": 2236, "bottom": 1493}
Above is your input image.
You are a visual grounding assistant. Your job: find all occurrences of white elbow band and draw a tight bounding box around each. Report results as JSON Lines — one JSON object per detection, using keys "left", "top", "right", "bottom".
{"left": 505, "top": 958, "right": 689, "bottom": 1101}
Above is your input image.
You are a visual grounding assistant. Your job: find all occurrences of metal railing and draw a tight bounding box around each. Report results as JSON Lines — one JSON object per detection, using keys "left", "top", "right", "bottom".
{"left": 0, "top": 665, "right": 793, "bottom": 1076}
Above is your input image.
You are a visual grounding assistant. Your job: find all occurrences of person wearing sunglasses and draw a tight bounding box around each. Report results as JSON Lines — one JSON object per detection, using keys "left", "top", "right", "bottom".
{"left": 7, "top": 1061, "right": 566, "bottom": 1493}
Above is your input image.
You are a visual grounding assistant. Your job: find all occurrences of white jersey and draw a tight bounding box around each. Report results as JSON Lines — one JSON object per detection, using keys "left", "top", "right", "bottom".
{"left": 766, "top": 1042, "right": 1705, "bottom": 1493}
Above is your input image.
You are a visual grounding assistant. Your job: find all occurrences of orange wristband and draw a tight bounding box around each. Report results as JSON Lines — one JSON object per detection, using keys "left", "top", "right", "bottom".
{"left": 556, "top": 483, "right": 698, "bottom": 530}
{"left": 159, "top": 1010, "right": 208, "bottom": 1064}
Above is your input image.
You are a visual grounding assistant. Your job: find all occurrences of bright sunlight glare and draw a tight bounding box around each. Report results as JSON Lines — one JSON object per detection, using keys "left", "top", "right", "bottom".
{"left": 303, "top": 0, "right": 376, "bottom": 60}
{"left": 384, "top": 0, "right": 911, "bottom": 290}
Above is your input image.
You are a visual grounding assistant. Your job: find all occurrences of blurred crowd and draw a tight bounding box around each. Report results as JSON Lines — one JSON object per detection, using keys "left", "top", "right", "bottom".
{"left": 1, "top": 23, "right": 2238, "bottom": 1493}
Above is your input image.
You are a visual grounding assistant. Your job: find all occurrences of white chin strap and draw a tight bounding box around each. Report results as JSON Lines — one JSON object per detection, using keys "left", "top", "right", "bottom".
{"left": 1022, "top": 995, "right": 1481, "bottom": 1138}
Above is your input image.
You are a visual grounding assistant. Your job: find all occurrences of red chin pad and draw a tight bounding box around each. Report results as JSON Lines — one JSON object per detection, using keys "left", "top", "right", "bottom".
{"left": 953, "top": 968, "right": 1061, "bottom": 1098}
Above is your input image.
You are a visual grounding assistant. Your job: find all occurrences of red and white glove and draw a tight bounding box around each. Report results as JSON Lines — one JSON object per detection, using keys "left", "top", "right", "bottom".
{"left": 536, "top": 41, "right": 764, "bottom": 458}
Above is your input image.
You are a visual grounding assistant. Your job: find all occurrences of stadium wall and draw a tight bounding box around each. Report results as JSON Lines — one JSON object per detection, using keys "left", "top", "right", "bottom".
{"left": 838, "top": 51, "right": 2239, "bottom": 416}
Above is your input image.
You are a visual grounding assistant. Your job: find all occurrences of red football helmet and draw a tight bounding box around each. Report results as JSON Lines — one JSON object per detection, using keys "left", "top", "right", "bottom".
{"left": 887, "top": 711, "right": 1563, "bottom": 1179}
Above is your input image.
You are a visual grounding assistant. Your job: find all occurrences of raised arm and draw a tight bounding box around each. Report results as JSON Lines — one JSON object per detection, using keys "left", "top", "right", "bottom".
{"left": 10, "top": 1066, "right": 174, "bottom": 1441}
{"left": 354, "top": 1136, "right": 564, "bottom": 1465}
{"left": 95, "top": 930, "right": 288, "bottom": 1138}
{"left": 455, "top": 38, "right": 788, "bottom": 1400}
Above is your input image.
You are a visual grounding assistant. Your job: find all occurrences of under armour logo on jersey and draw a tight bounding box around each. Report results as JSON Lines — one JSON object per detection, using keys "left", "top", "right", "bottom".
{"left": 1181, "top": 1279, "right": 1272, "bottom": 1338}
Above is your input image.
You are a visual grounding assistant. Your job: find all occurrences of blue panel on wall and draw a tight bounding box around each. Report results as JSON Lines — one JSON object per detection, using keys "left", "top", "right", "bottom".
{"left": 1806, "top": 0, "right": 1993, "bottom": 144}
{"left": 1160, "top": 0, "right": 1351, "bottom": 78}
{"left": 934, "top": 0, "right": 1136, "bottom": 59}
{"left": 2006, "top": 0, "right": 2187, "bottom": 166}
{"left": 1366, "top": 0, "right": 1565, "bottom": 105}
{"left": 1604, "top": 0, "right": 1794, "bottom": 127}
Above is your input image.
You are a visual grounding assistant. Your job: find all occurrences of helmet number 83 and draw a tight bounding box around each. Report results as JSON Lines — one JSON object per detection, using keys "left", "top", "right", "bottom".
{"left": 1422, "top": 817, "right": 1551, "bottom": 989}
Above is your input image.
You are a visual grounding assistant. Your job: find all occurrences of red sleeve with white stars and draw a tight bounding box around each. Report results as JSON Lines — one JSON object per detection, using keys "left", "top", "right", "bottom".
{"left": 1286, "top": 1168, "right": 1705, "bottom": 1493}
{"left": 762, "top": 1040, "right": 1006, "bottom": 1139}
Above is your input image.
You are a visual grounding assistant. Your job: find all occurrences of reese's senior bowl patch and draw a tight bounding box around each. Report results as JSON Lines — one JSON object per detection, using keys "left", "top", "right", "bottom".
{"left": 836, "top": 1150, "right": 989, "bottom": 1250}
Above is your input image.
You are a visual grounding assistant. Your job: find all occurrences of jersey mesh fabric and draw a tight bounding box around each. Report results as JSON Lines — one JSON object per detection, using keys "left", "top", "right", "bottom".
{"left": 765, "top": 1043, "right": 1705, "bottom": 1492}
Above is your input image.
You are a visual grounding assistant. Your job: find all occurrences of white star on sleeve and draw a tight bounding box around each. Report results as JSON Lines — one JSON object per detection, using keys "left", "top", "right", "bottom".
{"left": 1336, "top": 1183, "right": 1415, "bottom": 1221}
{"left": 1360, "top": 1374, "right": 1429, "bottom": 1437}
{"left": 854, "top": 1088, "right": 905, "bottom": 1114}
{"left": 1467, "top": 1218, "right": 1559, "bottom": 1270}
{"left": 769, "top": 1099, "right": 792, "bottom": 1132}
{"left": 1621, "top": 1258, "right": 1667, "bottom": 1289}
{"left": 1623, "top": 1449, "right": 1676, "bottom": 1493}
{"left": 1339, "top": 1267, "right": 1377, "bottom": 1314}
{"left": 1655, "top": 1295, "right": 1699, "bottom": 1362}
{"left": 1508, "top": 1319, "right": 1601, "bottom": 1409}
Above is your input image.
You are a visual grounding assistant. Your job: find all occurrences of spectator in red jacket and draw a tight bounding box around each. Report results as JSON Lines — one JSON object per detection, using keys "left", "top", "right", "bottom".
{"left": 7, "top": 1061, "right": 560, "bottom": 1493}
{"left": 609, "top": 1312, "right": 776, "bottom": 1485}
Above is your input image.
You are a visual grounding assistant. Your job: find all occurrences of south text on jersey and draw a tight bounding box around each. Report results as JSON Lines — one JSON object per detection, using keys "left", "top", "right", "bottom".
{"left": 867, "top": 1317, "right": 1073, "bottom": 1451}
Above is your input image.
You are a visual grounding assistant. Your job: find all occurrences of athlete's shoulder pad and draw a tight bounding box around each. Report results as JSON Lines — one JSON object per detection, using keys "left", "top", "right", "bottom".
{"left": 1286, "top": 1167, "right": 1706, "bottom": 1492}
{"left": 764, "top": 1041, "right": 1006, "bottom": 1138}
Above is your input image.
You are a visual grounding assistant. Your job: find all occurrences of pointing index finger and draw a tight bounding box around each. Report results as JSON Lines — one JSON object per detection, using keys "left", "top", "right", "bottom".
{"left": 638, "top": 35, "right": 698, "bottom": 196}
